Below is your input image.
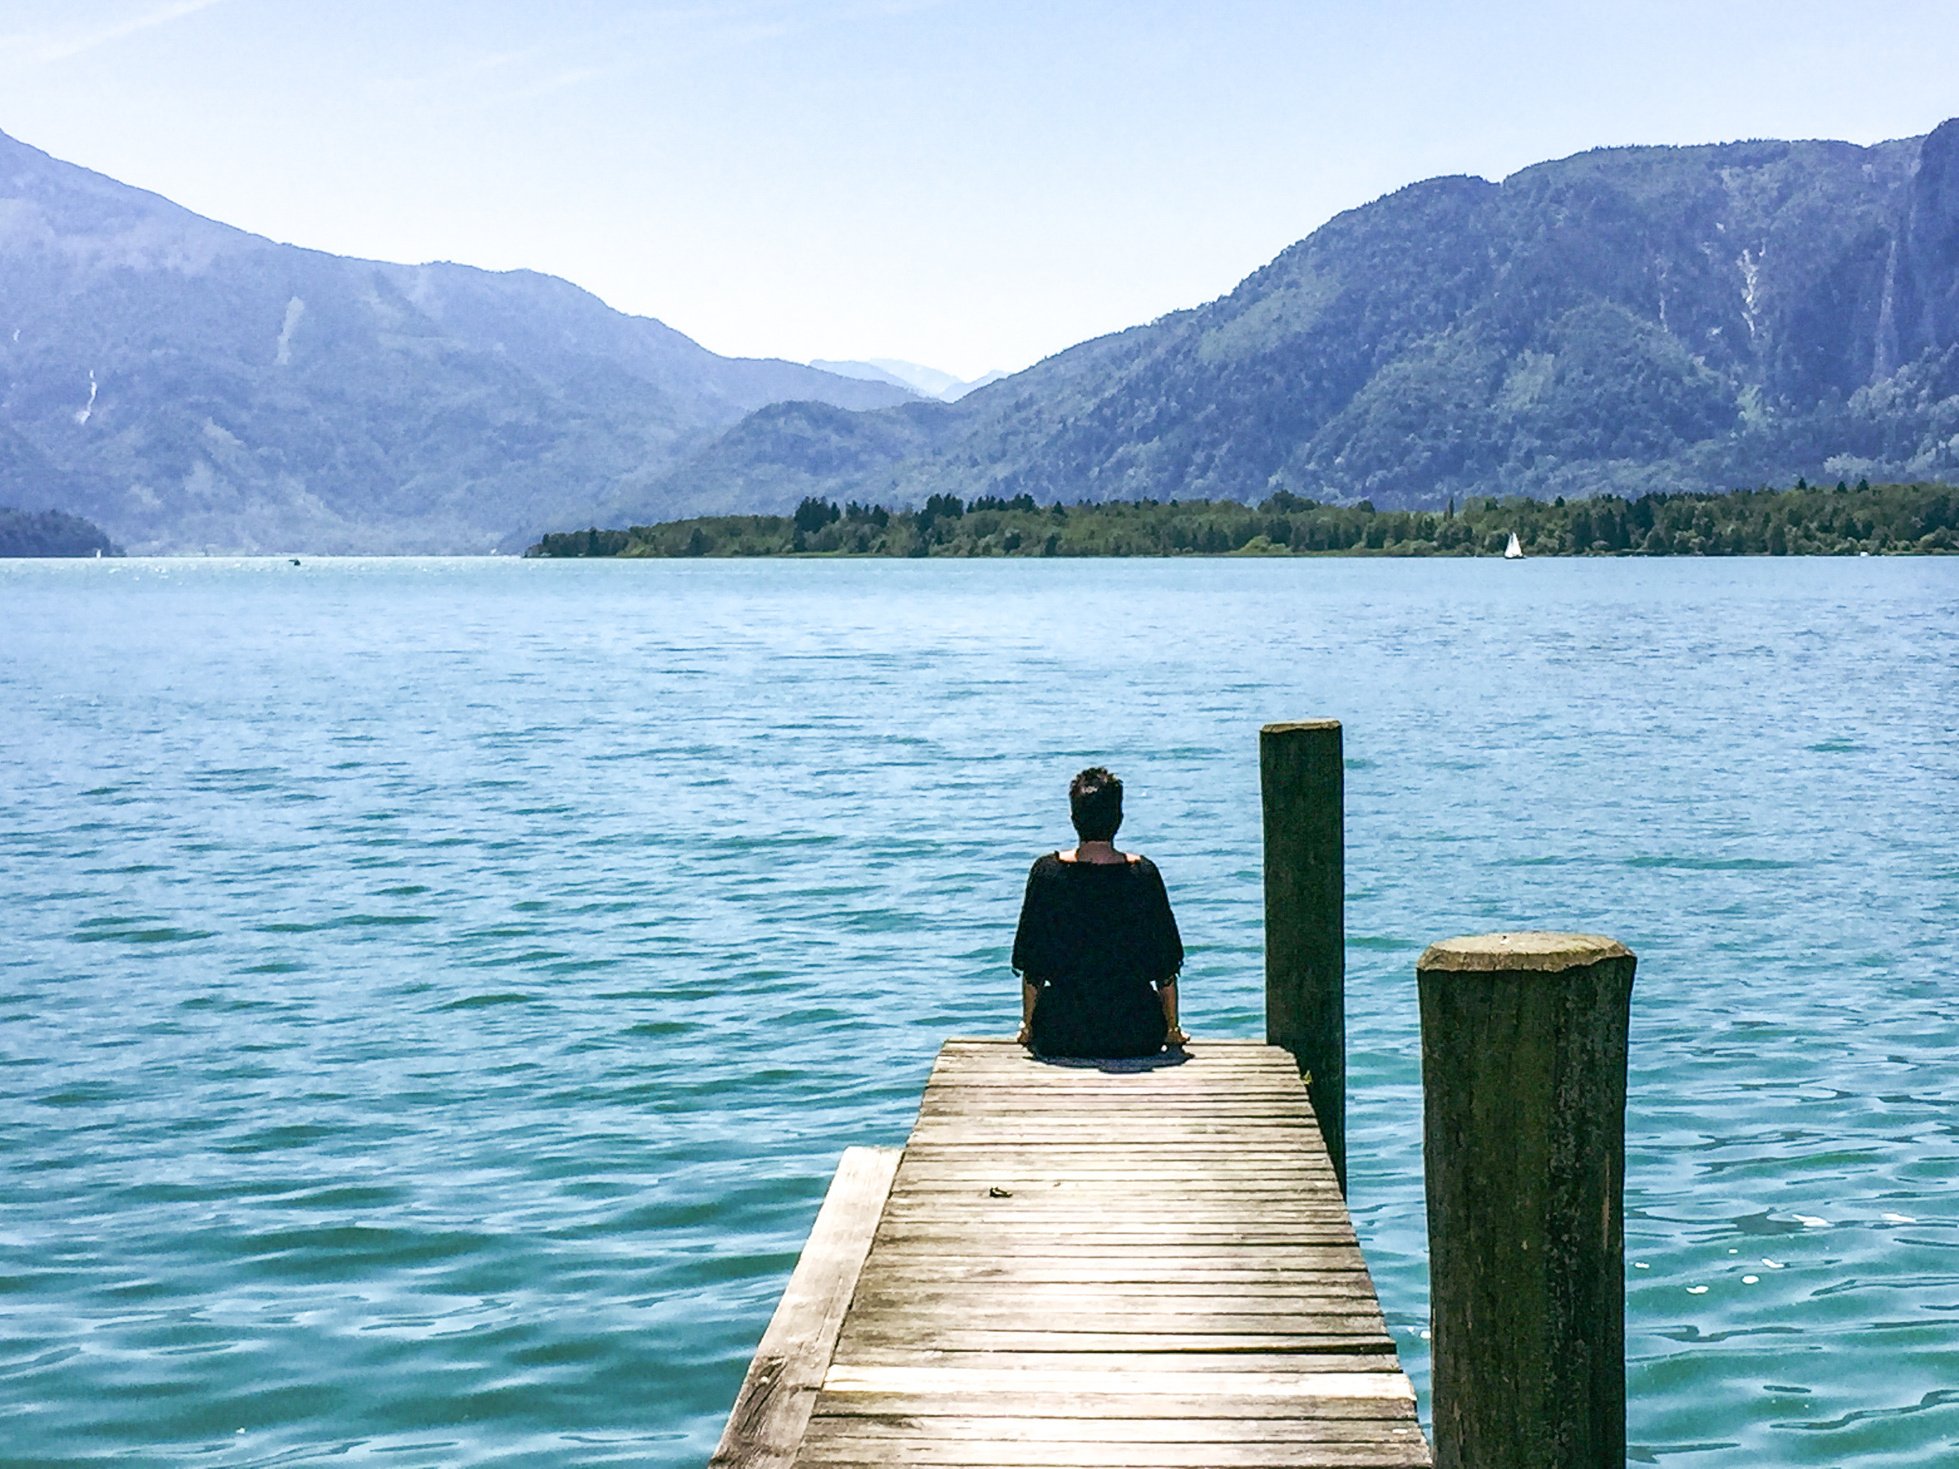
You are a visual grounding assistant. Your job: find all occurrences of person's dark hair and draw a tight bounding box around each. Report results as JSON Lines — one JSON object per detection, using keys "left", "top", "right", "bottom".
{"left": 1068, "top": 766, "right": 1123, "bottom": 842}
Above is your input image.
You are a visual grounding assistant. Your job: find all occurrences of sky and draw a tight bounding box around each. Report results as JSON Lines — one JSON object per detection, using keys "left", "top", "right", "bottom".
{"left": 3, "top": 1, "right": 1958, "bottom": 380}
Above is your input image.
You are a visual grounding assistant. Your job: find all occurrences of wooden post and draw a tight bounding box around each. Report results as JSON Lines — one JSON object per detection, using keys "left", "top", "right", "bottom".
{"left": 1260, "top": 719, "right": 1345, "bottom": 1193}
{"left": 1417, "top": 932, "right": 1636, "bottom": 1469}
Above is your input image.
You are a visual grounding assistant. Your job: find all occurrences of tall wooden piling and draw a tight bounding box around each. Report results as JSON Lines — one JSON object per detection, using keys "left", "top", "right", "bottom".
{"left": 1416, "top": 931, "right": 1636, "bottom": 1469}
{"left": 1260, "top": 718, "right": 1346, "bottom": 1192}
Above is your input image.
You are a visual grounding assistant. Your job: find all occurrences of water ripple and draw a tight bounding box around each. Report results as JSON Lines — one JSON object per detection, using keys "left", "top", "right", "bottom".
{"left": 0, "top": 554, "right": 1954, "bottom": 1466}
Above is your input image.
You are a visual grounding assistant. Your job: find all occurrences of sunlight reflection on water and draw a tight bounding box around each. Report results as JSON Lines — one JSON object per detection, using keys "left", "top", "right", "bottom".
{"left": 1, "top": 555, "right": 1955, "bottom": 1466}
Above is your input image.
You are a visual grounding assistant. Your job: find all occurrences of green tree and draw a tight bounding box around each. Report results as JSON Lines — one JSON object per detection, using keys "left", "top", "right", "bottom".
{"left": 793, "top": 497, "right": 841, "bottom": 534}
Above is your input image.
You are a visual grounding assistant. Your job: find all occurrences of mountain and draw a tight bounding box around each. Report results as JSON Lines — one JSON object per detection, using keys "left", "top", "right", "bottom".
{"left": 808, "top": 359, "right": 926, "bottom": 397}
{"left": 808, "top": 358, "right": 1007, "bottom": 401}
{"left": 949, "top": 369, "right": 1009, "bottom": 400}
{"left": 0, "top": 129, "right": 910, "bottom": 552}
{"left": 617, "top": 122, "right": 1959, "bottom": 521}
{"left": 13, "top": 122, "right": 1959, "bottom": 549}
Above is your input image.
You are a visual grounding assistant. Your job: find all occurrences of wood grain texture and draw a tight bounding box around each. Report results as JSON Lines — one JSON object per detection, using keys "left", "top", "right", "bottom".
{"left": 818, "top": 1042, "right": 1425, "bottom": 1465}
{"left": 827, "top": 1351, "right": 1410, "bottom": 1377}
{"left": 1419, "top": 937, "right": 1634, "bottom": 1469}
{"left": 718, "top": 1041, "right": 1429, "bottom": 1467}
{"left": 1260, "top": 721, "right": 1347, "bottom": 1194}
{"left": 711, "top": 1146, "right": 901, "bottom": 1469}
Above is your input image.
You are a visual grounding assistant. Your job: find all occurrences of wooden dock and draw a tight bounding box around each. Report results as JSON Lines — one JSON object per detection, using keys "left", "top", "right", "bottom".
{"left": 714, "top": 1038, "right": 1431, "bottom": 1468}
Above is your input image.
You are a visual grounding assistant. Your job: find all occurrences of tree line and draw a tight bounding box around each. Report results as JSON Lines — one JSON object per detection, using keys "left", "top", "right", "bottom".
{"left": 0, "top": 506, "right": 121, "bottom": 557}
{"left": 527, "top": 480, "right": 1959, "bottom": 560}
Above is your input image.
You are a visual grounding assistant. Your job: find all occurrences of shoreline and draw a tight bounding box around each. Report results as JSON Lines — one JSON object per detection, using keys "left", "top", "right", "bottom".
{"left": 529, "top": 480, "right": 1957, "bottom": 561}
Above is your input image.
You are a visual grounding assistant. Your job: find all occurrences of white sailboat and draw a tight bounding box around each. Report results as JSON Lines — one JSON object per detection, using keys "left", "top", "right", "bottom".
{"left": 1503, "top": 531, "right": 1524, "bottom": 560}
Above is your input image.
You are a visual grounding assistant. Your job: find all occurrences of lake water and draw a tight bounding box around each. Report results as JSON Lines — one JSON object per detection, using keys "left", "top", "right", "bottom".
{"left": 2, "top": 555, "right": 1955, "bottom": 1467}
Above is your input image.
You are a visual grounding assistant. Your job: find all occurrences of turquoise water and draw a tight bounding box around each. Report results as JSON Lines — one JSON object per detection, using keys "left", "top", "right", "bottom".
{"left": 2, "top": 555, "right": 1955, "bottom": 1466}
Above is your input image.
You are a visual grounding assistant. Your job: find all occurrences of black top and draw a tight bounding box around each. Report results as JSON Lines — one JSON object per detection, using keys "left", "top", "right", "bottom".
{"left": 1012, "top": 853, "right": 1184, "bottom": 1058}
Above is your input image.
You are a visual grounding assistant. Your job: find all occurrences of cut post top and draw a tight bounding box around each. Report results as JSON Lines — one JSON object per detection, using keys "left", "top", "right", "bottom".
{"left": 1418, "top": 931, "right": 1633, "bottom": 974}
{"left": 1261, "top": 718, "right": 1343, "bottom": 736}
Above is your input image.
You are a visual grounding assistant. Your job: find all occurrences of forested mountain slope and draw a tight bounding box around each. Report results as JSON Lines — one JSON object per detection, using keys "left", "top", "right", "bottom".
{"left": 626, "top": 120, "right": 1959, "bottom": 517}
{"left": 0, "top": 130, "right": 908, "bottom": 552}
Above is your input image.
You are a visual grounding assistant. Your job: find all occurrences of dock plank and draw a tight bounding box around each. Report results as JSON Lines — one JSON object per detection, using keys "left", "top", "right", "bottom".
{"left": 717, "top": 1040, "right": 1429, "bottom": 1468}
{"left": 710, "top": 1146, "right": 901, "bottom": 1469}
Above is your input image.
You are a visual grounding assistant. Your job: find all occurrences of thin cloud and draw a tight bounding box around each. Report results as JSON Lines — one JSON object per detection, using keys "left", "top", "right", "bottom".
{"left": 9, "top": 0, "right": 230, "bottom": 64}
{"left": 377, "top": 0, "right": 955, "bottom": 113}
{"left": 363, "top": 46, "right": 560, "bottom": 105}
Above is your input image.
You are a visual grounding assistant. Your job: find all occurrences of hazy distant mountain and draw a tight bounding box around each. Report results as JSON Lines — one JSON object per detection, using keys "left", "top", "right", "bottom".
{"left": 809, "top": 358, "right": 1007, "bottom": 401}
{"left": 0, "top": 129, "right": 910, "bottom": 552}
{"left": 807, "top": 360, "right": 923, "bottom": 396}
{"left": 618, "top": 121, "right": 1959, "bottom": 521}
{"left": 945, "top": 369, "right": 1008, "bottom": 400}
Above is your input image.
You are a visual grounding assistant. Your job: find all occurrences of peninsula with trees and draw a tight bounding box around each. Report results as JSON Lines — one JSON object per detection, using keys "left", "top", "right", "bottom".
{"left": 528, "top": 479, "right": 1956, "bottom": 559}
{"left": 0, "top": 505, "right": 120, "bottom": 557}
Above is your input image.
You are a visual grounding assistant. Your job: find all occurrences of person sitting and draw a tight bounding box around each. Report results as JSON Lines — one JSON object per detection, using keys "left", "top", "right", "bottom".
{"left": 1011, "top": 766, "right": 1187, "bottom": 1058}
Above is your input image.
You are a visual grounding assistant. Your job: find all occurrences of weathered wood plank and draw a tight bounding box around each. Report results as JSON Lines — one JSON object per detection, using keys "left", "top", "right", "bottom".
{"left": 919, "top": 1079, "right": 1313, "bottom": 1092}
{"left": 887, "top": 1191, "right": 1346, "bottom": 1202}
{"left": 879, "top": 1212, "right": 1354, "bottom": 1223}
{"left": 886, "top": 1185, "right": 1351, "bottom": 1196}
{"left": 902, "top": 1137, "right": 1337, "bottom": 1148}
{"left": 867, "top": 1245, "right": 1366, "bottom": 1257}
{"left": 812, "top": 1394, "right": 1420, "bottom": 1422}
{"left": 881, "top": 1206, "right": 1355, "bottom": 1222}
{"left": 901, "top": 1144, "right": 1339, "bottom": 1155}
{"left": 834, "top": 1331, "right": 1393, "bottom": 1354}
{"left": 709, "top": 1147, "right": 900, "bottom": 1469}
{"left": 912, "top": 1114, "right": 1323, "bottom": 1126}
{"left": 866, "top": 1241, "right": 1364, "bottom": 1257}
{"left": 878, "top": 1213, "right": 1358, "bottom": 1228}
{"left": 895, "top": 1172, "right": 1338, "bottom": 1183}
{"left": 880, "top": 1199, "right": 1350, "bottom": 1213}
{"left": 870, "top": 1227, "right": 1362, "bottom": 1246}
{"left": 915, "top": 1096, "right": 1313, "bottom": 1105}
{"left": 902, "top": 1149, "right": 1339, "bottom": 1164}
{"left": 841, "top": 1316, "right": 1394, "bottom": 1336}
{"left": 916, "top": 1088, "right": 1321, "bottom": 1098}
{"left": 893, "top": 1181, "right": 1338, "bottom": 1197}
{"left": 822, "top": 1363, "right": 1415, "bottom": 1393}
{"left": 803, "top": 1416, "right": 1426, "bottom": 1443}
{"left": 859, "top": 1268, "right": 1377, "bottom": 1287}
{"left": 892, "top": 1178, "right": 1343, "bottom": 1190}
{"left": 794, "top": 1443, "right": 1430, "bottom": 1467}
{"left": 838, "top": 1315, "right": 1392, "bottom": 1343}
{"left": 865, "top": 1255, "right": 1373, "bottom": 1273}
{"left": 919, "top": 1084, "right": 1312, "bottom": 1098}
{"left": 919, "top": 1082, "right": 1312, "bottom": 1093}
{"left": 716, "top": 1042, "right": 1429, "bottom": 1468}
{"left": 881, "top": 1197, "right": 1346, "bottom": 1215}
{"left": 888, "top": 1183, "right": 1346, "bottom": 1194}
{"left": 930, "top": 1061, "right": 1298, "bottom": 1072}
{"left": 851, "top": 1280, "right": 1382, "bottom": 1301}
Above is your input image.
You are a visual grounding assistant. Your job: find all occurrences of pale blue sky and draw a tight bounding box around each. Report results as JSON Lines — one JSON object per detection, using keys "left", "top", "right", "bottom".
{"left": 4, "top": 1, "right": 1957, "bottom": 378}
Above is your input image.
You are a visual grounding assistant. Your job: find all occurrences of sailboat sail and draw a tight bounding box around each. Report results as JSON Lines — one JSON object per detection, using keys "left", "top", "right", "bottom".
{"left": 1503, "top": 532, "right": 1524, "bottom": 560}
